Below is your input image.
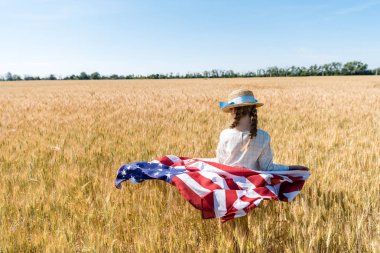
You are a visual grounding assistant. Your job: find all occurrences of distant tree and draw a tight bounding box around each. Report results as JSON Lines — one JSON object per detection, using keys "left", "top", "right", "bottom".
{"left": 342, "top": 61, "right": 368, "bottom": 75}
{"left": 308, "top": 64, "right": 320, "bottom": 76}
{"left": 12, "top": 74, "right": 22, "bottom": 81}
{"left": 266, "top": 67, "right": 278, "bottom": 77}
{"left": 79, "top": 72, "right": 90, "bottom": 80}
{"left": 110, "top": 74, "right": 119, "bottom": 79}
{"left": 48, "top": 74, "right": 57, "bottom": 80}
{"left": 5, "top": 72, "right": 13, "bottom": 81}
{"left": 330, "top": 62, "right": 342, "bottom": 75}
{"left": 203, "top": 70, "right": 210, "bottom": 78}
{"left": 90, "top": 72, "right": 101, "bottom": 80}
{"left": 210, "top": 69, "right": 221, "bottom": 78}
{"left": 299, "top": 67, "right": 308, "bottom": 76}
{"left": 244, "top": 71, "right": 256, "bottom": 77}
{"left": 256, "top": 69, "right": 265, "bottom": 76}
{"left": 321, "top": 64, "right": 331, "bottom": 76}
{"left": 24, "top": 75, "right": 31, "bottom": 80}
{"left": 194, "top": 72, "right": 203, "bottom": 78}
{"left": 288, "top": 66, "right": 299, "bottom": 76}
{"left": 276, "top": 68, "right": 286, "bottom": 76}
{"left": 224, "top": 70, "right": 238, "bottom": 78}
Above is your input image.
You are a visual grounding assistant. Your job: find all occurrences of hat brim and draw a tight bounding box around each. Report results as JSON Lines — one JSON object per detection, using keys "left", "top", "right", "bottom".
{"left": 221, "top": 102, "right": 264, "bottom": 113}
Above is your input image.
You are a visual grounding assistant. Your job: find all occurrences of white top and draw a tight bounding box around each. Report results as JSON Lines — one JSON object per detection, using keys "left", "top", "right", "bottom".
{"left": 214, "top": 128, "right": 289, "bottom": 171}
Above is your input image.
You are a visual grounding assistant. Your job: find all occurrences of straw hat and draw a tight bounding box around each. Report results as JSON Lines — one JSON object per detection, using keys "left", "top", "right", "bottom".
{"left": 219, "top": 89, "right": 264, "bottom": 113}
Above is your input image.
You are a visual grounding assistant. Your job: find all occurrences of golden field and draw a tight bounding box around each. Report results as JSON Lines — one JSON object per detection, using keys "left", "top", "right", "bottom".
{"left": 0, "top": 76, "right": 379, "bottom": 252}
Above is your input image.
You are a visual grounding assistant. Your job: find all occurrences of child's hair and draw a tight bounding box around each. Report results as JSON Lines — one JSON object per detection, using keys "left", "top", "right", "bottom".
{"left": 229, "top": 105, "right": 258, "bottom": 151}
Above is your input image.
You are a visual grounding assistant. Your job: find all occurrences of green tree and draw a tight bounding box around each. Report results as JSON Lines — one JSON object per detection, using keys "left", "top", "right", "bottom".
{"left": 330, "top": 62, "right": 342, "bottom": 75}
{"left": 5, "top": 72, "right": 13, "bottom": 81}
{"left": 110, "top": 74, "right": 119, "bottom": 79}
{"left": 308, "top": 65, "right": 320, "bottom": 76}
{"left": 90, "top": 72, "right": 101, "bottom": 79}
{"left": 70, "top": 74, "right": 79, "bottom": 80}
{"left": 79, "top": 72, "right": 90, "bottom": 80}
{"left": 210, "top": 69, "right": 220, "bottom": 78}
{"left": 12, "top": 74, "right": 22, "bottom": 81}
{"left": 342, "top": 61, "right": 368, "bottom": 75}
{"left": 48, "top": 74, "right": 57, "bottom": 80}
{"left": 267, "top": 67, "right": 279, "bottom": 77}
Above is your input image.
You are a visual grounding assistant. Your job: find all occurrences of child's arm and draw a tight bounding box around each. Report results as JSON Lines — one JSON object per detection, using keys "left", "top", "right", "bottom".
{"left": 257, "top": 134, "right": 289, "bottom": 171}
{"left": 289, "top": 165, "right": 309, "bottom": 171}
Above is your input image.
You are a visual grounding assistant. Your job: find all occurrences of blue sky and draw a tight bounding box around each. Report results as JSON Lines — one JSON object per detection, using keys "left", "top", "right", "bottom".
{"left": 0, "top": 0, "right": 379, "bottom": 77}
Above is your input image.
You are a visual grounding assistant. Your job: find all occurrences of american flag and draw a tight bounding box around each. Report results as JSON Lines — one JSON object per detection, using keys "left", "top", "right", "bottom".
{"left": 115, "top": 155, "right": 311, "bottom": 222}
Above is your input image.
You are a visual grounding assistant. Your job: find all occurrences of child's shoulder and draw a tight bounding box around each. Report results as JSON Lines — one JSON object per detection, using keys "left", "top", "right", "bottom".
{"left": 257, "top": 128, "right": 270, "bottom": 138}
{"left": 256, "top": 129, "right": 271, "bottom": 143}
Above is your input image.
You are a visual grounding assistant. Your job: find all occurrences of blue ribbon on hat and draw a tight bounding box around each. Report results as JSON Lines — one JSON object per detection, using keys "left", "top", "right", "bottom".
{"left": 219, "top": 95, "right": 258, "bottom": 109}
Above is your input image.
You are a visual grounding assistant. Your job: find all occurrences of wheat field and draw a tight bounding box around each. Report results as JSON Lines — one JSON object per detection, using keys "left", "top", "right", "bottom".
{"left": 0, "top": 76, "right": 379, "bottom": 252}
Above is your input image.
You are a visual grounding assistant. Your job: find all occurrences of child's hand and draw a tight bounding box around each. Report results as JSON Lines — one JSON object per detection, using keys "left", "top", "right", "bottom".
{"left": 289, "top": 165, "right": 310, "bottom": 171}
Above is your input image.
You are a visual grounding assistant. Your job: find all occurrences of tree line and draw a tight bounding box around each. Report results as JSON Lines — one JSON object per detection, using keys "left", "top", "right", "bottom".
{"left": 1, "top": 61, "right": 379, "bottom": 81}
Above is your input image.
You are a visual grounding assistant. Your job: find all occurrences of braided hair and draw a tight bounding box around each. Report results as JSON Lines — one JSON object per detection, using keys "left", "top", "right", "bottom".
{"left": 229, "top": 105, "right": 258, "bottom": 151}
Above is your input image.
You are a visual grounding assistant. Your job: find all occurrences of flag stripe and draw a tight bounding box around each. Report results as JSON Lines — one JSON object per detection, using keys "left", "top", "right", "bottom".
{"left": 213, "top": 190, "right": 227, "bottom": 218}
{"left": 198, "top": 171, "right": 230, "bottom": 190}
{"left": 175, "top": 173, "right": 211, "bottom": 197}
{"left": 186, "top": 172, "right": 223, "bottom": 191}
{"left": 171, "top": 176, "right": 203, "bottom": 209}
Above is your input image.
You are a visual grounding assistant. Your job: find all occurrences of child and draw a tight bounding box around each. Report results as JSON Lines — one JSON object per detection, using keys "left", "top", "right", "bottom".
{"left": 216, "top": 89, "right": 309, "bottom": 171}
